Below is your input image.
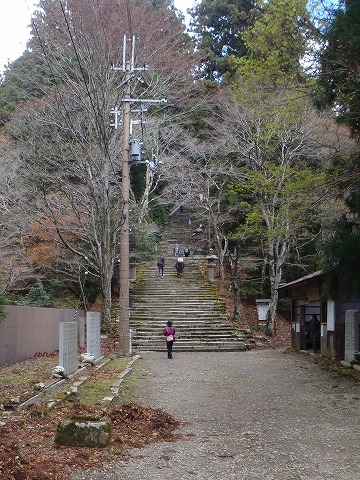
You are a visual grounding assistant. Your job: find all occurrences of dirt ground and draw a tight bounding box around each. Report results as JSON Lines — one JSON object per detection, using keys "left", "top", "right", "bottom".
{"left": 0, "top": 340, "right": 181, "bottom": 480}
{"left": 70, "top": 349, "right": 360, "bottom": 480}
{"left": 2, "top": 340, "right": 360, "bottom": 479}
{"left": 0, "top": 297, "right": 293, "bottom": 480}
{"left": 3, "top": 293, "right": 357, "bottom": 480}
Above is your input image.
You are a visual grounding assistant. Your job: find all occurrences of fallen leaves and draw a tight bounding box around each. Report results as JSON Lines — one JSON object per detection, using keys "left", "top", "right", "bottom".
{"left": 109, "top": 403, "right": 182, "bottom": 449}
{"left": 214, "top": 278, "right": 292, "bottom": 349}
{"left": 0, "top": 338, "right": 182, "bottom": 480}
{"left": 0, "top": 401, "right": 182, "bottom": 479}
{"left": 0, "top": 353, "right": 58, "bottom": 406}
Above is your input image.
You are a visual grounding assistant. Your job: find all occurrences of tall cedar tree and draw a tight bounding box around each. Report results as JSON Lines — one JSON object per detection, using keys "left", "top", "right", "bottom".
{"left": 320, "top": 154, "right": 360, "bottom": 299}
{"left": 315, "top": 1, "right": 360, "bottom": 298}
{"left": 188, "top": 0, "right": 259, "bottom": 80}
{"left": 315, "top": 0, "right": 360, "bottom": 138}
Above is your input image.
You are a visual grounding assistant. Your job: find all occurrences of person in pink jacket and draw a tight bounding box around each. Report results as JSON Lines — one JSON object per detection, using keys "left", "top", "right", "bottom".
{"left": 163, "top": 320, "right": 176, "bottom": 359}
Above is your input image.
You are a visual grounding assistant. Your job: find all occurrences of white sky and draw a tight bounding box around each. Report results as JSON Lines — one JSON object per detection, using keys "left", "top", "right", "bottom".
{"left": 0, "top": 0, "right": 197, "bottom": 74}
{"left": 0, "top": 0, "right": 36, "bottom": 72}
{"left": 173, "top": 0, "right": 197, "bottom": 25}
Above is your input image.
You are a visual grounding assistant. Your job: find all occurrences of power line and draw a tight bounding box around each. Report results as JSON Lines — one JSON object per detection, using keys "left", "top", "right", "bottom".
{"left": 59, "top": 1, "right": 111, "bottom": 158}
{"left": 58, "top": 1, "right": 124, "bottom": 190}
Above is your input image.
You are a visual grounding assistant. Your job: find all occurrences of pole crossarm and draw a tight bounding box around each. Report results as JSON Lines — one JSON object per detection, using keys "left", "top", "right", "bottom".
{"left": 122, "top": 98, "right": 167, "bottom": 104}
{"left": 111, "top": 66, "right": 148, "bottom": 73}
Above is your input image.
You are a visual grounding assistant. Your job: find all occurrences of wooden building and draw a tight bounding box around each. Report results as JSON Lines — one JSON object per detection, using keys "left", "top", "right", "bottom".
{"left": 278, "top": 270, "right": 360, "bottom": 359}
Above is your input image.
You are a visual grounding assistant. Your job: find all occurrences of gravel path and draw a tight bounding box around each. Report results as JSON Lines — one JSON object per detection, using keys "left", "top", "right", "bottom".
{"left": 71, "top": 349, "right": 360, "bottom": 480}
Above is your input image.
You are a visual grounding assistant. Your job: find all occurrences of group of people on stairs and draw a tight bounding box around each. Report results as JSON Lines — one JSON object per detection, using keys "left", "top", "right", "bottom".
{"left": 157, "top": 242, "right": 191, "bottom": 279}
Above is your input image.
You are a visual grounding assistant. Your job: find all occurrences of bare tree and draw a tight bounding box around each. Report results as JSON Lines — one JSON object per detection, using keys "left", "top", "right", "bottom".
{"left": 3, "top": 0, "right": 195, "bottom": 330}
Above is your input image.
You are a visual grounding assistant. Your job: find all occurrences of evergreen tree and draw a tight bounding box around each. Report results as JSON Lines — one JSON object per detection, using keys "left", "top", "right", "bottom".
{"left": 321, "top": 215, "right": 360, "bottom": 299}
{"left": 319, "top": 153, "right": 360, "bottom": 298}
{"left": 315, "top": 0, "right": 360, "bottom": 138}
{"left": 235, "top": 0, "right": 314, "bottom": 86}
{"left": 314, "top": 1, "right": 360, "bottom": 296}
{"left": 188, "top": 0, "right": 258, "bottom": 80}
{"left": 25, "top": 282, "right": 53, "bottom": 307}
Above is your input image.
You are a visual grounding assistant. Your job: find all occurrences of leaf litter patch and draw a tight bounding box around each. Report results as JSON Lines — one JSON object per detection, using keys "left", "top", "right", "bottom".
{"left": 0, "top": 401, "right": 183, "bottom": 480}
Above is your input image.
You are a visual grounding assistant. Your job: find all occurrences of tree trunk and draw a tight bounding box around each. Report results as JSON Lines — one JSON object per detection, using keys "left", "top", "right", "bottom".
{"left": 232, "top": 277, "right": 241, "bottom": 324}
{"left": 139, "top": 163, "right": 151, "bottom": 222}
{"left": 215, "top": 232, "right": 228, "bottom": 281}
{"left": 265, "top": 244, "right": 276, "bottom": 336}
{"left": 265, "top": 285, "right": 278, "bottom": 337}
{"left": 265, "top": 237, "right": 288, "bottom": 336}
{"left": 229, "top": 244, "right": 241, "bottom": 324}
{"left": 100, "top": 285, "right": 112, "bottom": 333}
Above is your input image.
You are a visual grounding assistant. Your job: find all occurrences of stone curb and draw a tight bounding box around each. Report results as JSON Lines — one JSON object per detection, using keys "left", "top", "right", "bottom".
{"left": 301, "top": 350, "right": 360, "bottom": 373}
{"left": 18, "top": 356, "right": 107, "bottom": 410}
{"left": 103, "top": 354, "right": 141, "bottom": 405}
{"left": 340, "top": 359, "right": 360, "bottom": 372}
{"left": 17, "top": 355, "right": 140, "bottom": 411}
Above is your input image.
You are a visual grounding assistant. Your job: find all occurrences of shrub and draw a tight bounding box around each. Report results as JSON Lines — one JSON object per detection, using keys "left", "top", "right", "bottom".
{"left": 25, "top": 282, "right": 53, "bottom": 307}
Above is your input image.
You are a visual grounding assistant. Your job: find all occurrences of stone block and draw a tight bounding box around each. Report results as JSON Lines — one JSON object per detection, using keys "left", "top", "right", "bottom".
{"left": 55, "top": 415, "right": 112, "bottom": 448}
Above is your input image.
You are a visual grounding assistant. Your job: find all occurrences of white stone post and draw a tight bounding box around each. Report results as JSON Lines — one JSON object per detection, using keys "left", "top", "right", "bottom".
{"left": 59, "top": 322, "right": 78, "bottom": 376}
{"left": 86, "top": 312, "right": 101, "bottom": 360}
{"left": 344, "top": 310, "right": 359, "bottom": 363}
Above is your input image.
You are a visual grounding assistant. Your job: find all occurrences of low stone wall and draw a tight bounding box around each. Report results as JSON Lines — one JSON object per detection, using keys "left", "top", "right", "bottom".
{"left": 0, "top": 306, "right": 83, "bottom": 366}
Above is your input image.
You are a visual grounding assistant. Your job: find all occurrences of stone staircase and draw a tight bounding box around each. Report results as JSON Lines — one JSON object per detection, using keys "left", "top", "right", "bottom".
{"left": 130, "top": 207, "right": 248, "bottom": 352}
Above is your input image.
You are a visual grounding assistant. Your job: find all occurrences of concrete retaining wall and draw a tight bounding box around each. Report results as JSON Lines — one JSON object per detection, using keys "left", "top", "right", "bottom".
{"left": 0, "top": 306, "right": 84, "bottom": 366}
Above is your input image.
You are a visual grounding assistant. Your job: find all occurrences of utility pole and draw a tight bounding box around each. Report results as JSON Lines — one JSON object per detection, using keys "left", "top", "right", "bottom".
{"left": 112, "top": 35, "right": 166, "bottom": 356}
{"left": 119, "top": 40, "right": 131, "bottom": 356}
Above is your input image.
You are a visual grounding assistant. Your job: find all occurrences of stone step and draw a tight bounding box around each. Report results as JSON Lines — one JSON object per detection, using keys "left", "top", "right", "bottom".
{"left": 132, "top": 335, "right": 242, "bottom": 343}
{"left": 133, "top": 334, "right": 245, "bottom": 341}
{"left": 131, "top": 323, "right": 240, "bottom": 330}
{"left": 131, "top": 321, "right": 243, "bottom": 335}
{"left": 128, "top": 211, "right": 246, "bottom": 352}
{"left": 131, "top": 316, "right": 228, "bottom": 322}
{"left": 133, "top": 335, "right": 243, "bottom": 342}
{"left": 133, "top": 330, "right": 242, "bottom": 336}
{"left": 131, "top": 290, "right": 219, "bottom": 296}
{"left": 132, "top": 342, "right": 248, "bottom": 352}
{"left": 131, "top": 302, "right": 225, "bottom": 310}
{"left": 131, "top": 289, "right": 217, "bottom": 295}
{"left": 136, "top": 276, "right": 208, "bottom": 282}
{"left": 131, "top": 327, "right": 239, "bottom": 333}
{"left": 131, "top": 300, "right": 225, "bottom": 306}
{"left": 131, "top": 323, "right": 236, "bottom": 329}
{"left": 132, "top": 311, "right": 225, "bottom": 315}
{"left": 130, "top": 318, "right": 230, "bottom": 323}
{"left": 131, "top": 307, "right": 226, "bottom": 313}
{"left": 130, "top": 311, "right": 227, "bottom": 323}
{"left": 131, "top": 315, "right": 228, "bottom": 320}
{"left": 133, "top": 290, "right": 214, "bottom": 295}
{"left": 131, "top": 299, "right": 225, "bottom": 304}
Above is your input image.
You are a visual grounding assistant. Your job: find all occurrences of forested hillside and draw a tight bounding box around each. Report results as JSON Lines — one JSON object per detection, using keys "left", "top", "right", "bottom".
{"left": 0, "top": 0, "right": 358, "bottom": 336}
